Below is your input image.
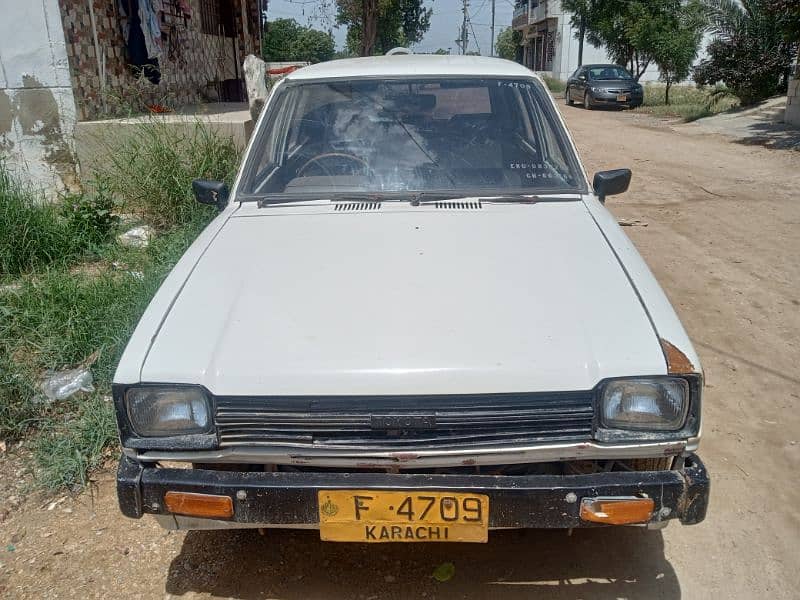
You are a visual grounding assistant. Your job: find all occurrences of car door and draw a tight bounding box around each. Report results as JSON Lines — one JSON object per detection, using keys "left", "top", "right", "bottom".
{"left": 572, "top": 68, "right": 588, "bottom": 98}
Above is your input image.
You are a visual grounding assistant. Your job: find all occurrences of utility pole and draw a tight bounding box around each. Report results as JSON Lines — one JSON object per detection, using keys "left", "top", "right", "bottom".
{"left": 490, "top": 0, "right": 496, "bottom": 57}
{"left": 461, "top": 0, "right": 469, "bottom": 55}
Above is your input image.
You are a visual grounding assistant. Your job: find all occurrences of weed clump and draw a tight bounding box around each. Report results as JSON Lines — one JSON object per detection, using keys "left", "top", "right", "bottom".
{"left": 0, "top": 164, "right": 118, "bottom": 276}
{"left": 102, "top": 121, "right": 240, "bottom": 228}
{"left": 0, "top": 120, "right": 240, "bottom": 489}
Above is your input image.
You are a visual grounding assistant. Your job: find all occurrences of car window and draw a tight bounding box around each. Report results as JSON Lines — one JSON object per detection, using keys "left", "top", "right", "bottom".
{"left": 587, "top": 66, "right": 632, "bottom": 80}
{"left": 240, "top": 77, "right": 585, "bottom": 199}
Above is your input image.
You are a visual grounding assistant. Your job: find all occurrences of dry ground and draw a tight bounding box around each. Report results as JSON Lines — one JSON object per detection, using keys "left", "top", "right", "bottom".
{"left": 1, "top": 105, "right": 799, "bottom": 600}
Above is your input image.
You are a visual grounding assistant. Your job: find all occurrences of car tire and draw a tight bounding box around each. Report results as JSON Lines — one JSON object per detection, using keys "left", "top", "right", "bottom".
{"left": 584, "top": 91, "right": 593, "bottom": 110}
{"left": 565, "top": 88, "right": 573, "bottom": 105}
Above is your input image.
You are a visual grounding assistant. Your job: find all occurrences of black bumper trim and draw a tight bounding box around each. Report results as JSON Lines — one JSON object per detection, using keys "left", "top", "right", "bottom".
{"left": 117, "top": 454, "right": 709, "bottom": 528}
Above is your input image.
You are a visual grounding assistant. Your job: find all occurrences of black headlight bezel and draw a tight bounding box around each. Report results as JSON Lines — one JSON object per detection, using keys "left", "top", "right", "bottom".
{"left": 113, "top": 383, "right": 218, "bottom": 450}
{"left": 592, "top": 374, "right": 702, "bottom": 443}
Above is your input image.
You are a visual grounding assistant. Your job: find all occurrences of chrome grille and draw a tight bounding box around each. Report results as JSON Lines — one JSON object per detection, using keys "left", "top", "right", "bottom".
{"left": 215, "top": 392, "right": 594, "bottom": 449}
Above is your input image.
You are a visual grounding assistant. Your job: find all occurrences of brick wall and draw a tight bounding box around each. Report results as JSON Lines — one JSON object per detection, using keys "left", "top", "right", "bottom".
{"left": 57, "top": 0, "right": 261, "bottom": 121}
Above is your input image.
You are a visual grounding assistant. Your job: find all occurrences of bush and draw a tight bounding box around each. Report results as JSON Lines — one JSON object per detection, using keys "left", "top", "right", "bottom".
{"left": 694, "top": 0, "right": 798, "bottom": 105}
{"left": 541, "top": 74, "right": 566, "bottom": 94}
{"left": 0, "top": 164, "right": 120, "bottom": 276}
{"left": 0, "top": 165, "right": 78, "bottom": 276}
{"left": 102, "top": 121, "right": 240, "bottom": 229}
{"left": 60, "top": 180, "right": 119, "bottom": 246}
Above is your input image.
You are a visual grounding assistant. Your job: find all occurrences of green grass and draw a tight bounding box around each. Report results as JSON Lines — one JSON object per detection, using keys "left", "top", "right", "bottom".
{"left": 34, "top": 394, "right": 117, "bottom": 490}
{"left": 102, "top": 120, "right": 240, "bottom": 229}
{"left": 0, "top": 168, "right": 86, "bottom": 276}
{"left": 0, "top": 121, "right": 240, "bottom": 490}
{"left": 0, "top": 226, "right": 206, "bottom": 488}
{"left": 541, "top": 75, "right": 566, "bottom": 94}
{"left": 635, "top": 84, "right": 740, "bottom": 122}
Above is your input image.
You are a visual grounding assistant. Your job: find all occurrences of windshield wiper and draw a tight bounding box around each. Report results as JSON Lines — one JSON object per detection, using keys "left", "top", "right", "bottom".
{"left": 255, "top": 191, "right": 572, "bottom": 208}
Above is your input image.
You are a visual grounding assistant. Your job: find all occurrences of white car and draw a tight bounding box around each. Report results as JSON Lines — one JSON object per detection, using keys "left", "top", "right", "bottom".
{"left": 114, "top": 55, "right": 708, "bottom": 543}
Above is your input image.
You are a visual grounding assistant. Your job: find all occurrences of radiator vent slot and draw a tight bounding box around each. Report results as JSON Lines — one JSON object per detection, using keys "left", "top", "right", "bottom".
{"left": 333, "top": 202, "right": 382, "bottom": 212}
{"left": 434, "top": 201, "right": 483, "bottom": 210}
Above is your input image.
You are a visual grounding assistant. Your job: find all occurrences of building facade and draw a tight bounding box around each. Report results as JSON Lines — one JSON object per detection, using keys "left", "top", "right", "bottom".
{"left": 511, "top": 0, "right": 660, "bottom": 81}
{"left": 0, "top": 0, "right": 261, "bottom": 194}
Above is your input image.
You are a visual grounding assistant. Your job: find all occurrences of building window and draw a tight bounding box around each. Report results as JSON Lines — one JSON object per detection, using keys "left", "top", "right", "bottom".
{"left": 200, "top": 0, "right": 235, "bottom": 37}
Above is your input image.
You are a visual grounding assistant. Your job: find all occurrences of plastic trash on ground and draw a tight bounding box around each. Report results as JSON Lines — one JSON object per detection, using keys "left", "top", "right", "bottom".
{"left": 40, "top": 367, "right": 95, "bottom": 402}
{"left": 117, "top": 225, "right": 153, "bottom": 248}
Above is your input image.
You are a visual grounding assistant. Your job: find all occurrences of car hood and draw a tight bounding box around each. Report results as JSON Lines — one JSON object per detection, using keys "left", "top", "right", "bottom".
{"left": 140, "top": 202, "right": 667, "bottom": 395}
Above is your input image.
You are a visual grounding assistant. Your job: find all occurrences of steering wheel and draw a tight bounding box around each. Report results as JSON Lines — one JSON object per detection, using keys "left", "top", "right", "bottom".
{"left": 297, "top": 152, "right": 371, "bottom": 177}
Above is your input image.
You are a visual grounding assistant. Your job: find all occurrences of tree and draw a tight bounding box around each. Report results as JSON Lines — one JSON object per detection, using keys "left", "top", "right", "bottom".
{"left": 566, "top": 1, "right": 697, "bottom": 81}
{"left": 495, "top": 26, "right": 521, "bottom": 61}
{"left": 766, "top": 0, "right": 800, "bottom": 42}
{"left": 262, "top": 19, "right": 335, "bottom": 63}
{"left": 432, "top": 48, "right": 450, "bottom": 55}
{"left": 641, "top": 1, "right": 705, "bottom": 104}
{"left": 693, "top": 0, "right": 799, "bottom": 104}
{"left": 337, "top": 0, "right": 433, "bottom": 56}
{"left": 561, "top": 0, "right": 592, "bottom": 66}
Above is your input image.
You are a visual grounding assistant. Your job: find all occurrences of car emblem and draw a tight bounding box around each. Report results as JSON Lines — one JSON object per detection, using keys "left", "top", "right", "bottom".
{"left": 320, "top": 497, "right": 339, "bottom": 517}
{"left": 370, "top": 414, "right": 437, "bottom": 430}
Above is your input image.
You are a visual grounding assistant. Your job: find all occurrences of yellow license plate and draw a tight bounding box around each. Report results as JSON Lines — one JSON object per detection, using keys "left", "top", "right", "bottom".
{"left": 617, "top": 94, "right": 629, "bottom": 101}
{"left": 318, "top": 490, "right": 489, "bottom": 543}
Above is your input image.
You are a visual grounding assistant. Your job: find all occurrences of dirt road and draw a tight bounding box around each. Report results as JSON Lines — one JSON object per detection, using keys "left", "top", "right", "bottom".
{"left": 2, "top": 106, "right": 799, "bottom": 599}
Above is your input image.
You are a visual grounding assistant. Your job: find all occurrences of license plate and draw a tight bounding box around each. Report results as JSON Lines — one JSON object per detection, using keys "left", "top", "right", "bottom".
{"left": 617, "top": 94, "right": 629, "bottom": 102}
{"left": 318, "top": 490, "right": 489, "bottom": 543}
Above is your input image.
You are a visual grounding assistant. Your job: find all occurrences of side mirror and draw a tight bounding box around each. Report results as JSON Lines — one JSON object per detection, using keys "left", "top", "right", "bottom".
{"left": 593, "top": 169, "right": 631, "bottom": 203}
{"left": 192, "top": 179, "right": 229, "bottom": 211}
{"left": 578, "top": 74, "right": 587, "bottom": 81}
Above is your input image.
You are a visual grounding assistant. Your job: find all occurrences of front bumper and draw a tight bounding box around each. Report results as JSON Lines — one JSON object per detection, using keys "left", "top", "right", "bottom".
{"left": 117, "top": 453, "right": 709, "bottom": 530}
{"left": 590, "top": 91, "right": 643, "bottom": 107}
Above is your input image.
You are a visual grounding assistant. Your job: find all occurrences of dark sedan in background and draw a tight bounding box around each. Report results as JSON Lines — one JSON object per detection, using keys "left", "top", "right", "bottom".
{"left": 565, "top": 64, "right": 644, "bottom": 110}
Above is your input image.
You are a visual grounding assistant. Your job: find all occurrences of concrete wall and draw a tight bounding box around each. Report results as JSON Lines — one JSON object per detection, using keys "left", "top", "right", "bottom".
{"left": 0, "top": 0, "right": 79, "bottom": 194}
{"left": 74, "top": 103, "right": 254, "bottom": 182}
{"left": 786, "top": 60, "right": 800, "bottom": 127}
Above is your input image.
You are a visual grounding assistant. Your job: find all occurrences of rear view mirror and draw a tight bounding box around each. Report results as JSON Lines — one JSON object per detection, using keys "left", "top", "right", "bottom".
{"left": 192, "top": 179, "right": 229, "bottom": 211}
{"left": 593, "top": 169, "right": 631, "bottom": 203}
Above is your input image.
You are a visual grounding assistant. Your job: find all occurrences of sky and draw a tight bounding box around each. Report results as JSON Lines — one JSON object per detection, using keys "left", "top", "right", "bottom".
{"left": 265, "top": 0, "right": 517, "bottom": 56}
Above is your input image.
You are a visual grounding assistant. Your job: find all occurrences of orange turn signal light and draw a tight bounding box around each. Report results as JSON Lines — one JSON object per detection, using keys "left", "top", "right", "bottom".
{"left": 164, "top": 491, "right": 234, "bottom": 519}
{"left": 579, "top": 497, "right": 655, "bottom": 525}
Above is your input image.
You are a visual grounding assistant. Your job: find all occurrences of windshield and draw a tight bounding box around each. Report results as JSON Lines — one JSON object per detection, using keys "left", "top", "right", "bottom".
{"left": 239, "top": 77, "right": 585, "bottom": 200}
{"left": 588, "top": 66, "right": 633, "bottom": 81}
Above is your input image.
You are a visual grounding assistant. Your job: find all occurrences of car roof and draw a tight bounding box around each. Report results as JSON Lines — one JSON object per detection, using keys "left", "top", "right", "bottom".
{"left": 582, "top": 64, "right": 626, "bottom": 69}
{"left": 285, "top": 55, "right": 540, "bottom": 82}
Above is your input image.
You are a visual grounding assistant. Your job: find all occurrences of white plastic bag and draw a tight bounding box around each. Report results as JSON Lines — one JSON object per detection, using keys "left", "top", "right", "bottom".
{"left": 40, "top": 368, "right": 95, "bottom": 402}
{"left": 117, "top": 225, "right": 153, "bottom": 248}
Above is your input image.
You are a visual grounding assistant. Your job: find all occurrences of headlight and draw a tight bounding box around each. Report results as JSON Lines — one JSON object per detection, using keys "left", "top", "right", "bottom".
{"left": 601, "top": 377, "right": 688, "bottom": 431}
{"left": 126, "top": 386, "right": 212, "bottom": 437}
{"left": 591, "top": 86, "right": 602, "bottom": 93}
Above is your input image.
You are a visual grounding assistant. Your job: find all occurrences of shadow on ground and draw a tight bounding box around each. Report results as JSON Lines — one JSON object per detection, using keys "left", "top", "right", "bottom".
{"left": 689, "top": 96, "right": 800, "bottom": 150}
{"left": 165, "top": 527, "right": 680, "bottom": 599}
